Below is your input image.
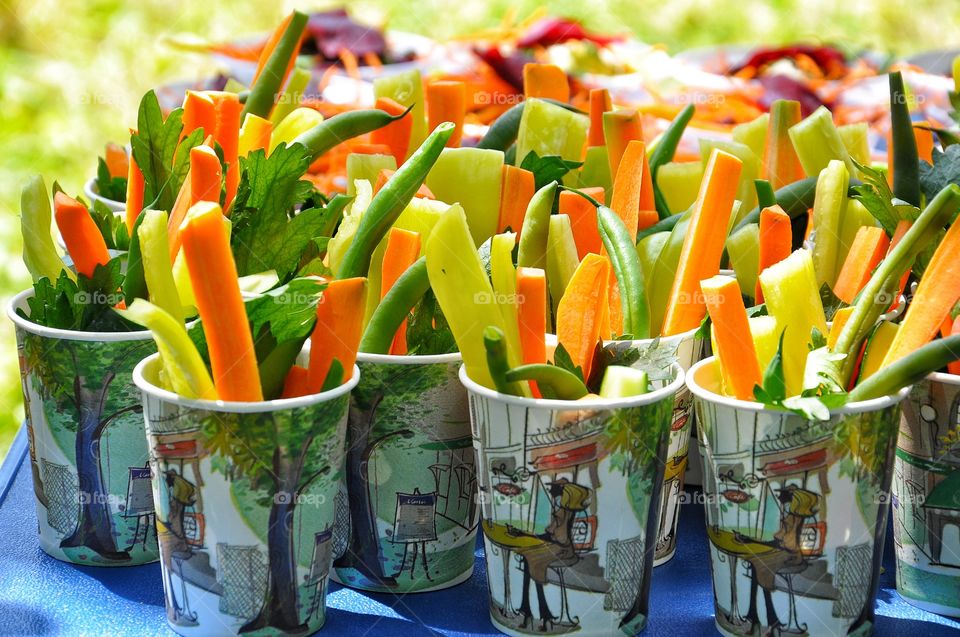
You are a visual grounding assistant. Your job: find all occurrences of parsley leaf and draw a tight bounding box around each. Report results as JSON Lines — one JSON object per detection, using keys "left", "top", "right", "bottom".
{"left": 89, "top": 199, "right": 130, "bottom": 251}
{"left": 520, "top": 151, "right": 584, "bottom": 190}
{"left": 919, "top": 145, "right": 960, "bottom": 212}
{"left": 754, "top": 330, "right": 787, "bottom": 403}
{"left": 553, "top": 342, "right": 586, "bottom": 383}
{"left": 95, "top": 157, "right": 127, "bottom": 203}
{"left": 245, "top": 277, "right": 327, "bottom": 345}
{"left": 405, "top": 290, "right": 457, "bottom": 356}
{"left": 21, "top": 260, "right": 134, "bottom": 332}
{"left": 851, "top": 160, "right": 901, "bottom": 236}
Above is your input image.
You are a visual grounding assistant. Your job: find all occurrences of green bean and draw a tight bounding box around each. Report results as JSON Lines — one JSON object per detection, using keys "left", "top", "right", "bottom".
{"left": 598, "top": 206, "right": 650, "bottom": 339}
{"left": 504, "top": 364, "right": 589, "bottom": 400}
{"left": 241, "top": 11, "right": 308, "bottom": 120}
{"left": 755, "top": 179, "right": 777, "bottom": 209}
{"left": 292, "top": 106, "right": 413, "bottom": 161}
{"left": 475, "top": 99, "right": 585, "bottom": 151}
{"left": 359, "top": 257, "right": 429, "bottom": 354}
{"left": 849, "top": 335, "right": 960, "bottom": 401}
{"left": 649, "top": 104, "right": 695, "bottom": 219}
{"left": 517, "top": 181, "right": 558, "bottom": 269}
{"left": 484, "top": 326, "right": 524, "bottom": 395}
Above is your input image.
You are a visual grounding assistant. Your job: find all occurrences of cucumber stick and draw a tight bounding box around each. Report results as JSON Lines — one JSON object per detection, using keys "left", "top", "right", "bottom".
{"left": 789, "top": 105, "right": 855, "bottom": 177}
{"left": 346, "top": 153, "right": 396, "bottom": 196}
{"left": 726, "top": 223, "right": 760, "bottom": 299}
{"left": 657, "top": 161, "right": 703, "bottom": 214}
{"left": 425, "top": 147, "right": 504, "bottom": 245}
{"left": 599, "top": 366, "right": 649, "bottom": 398}
{"left": 732, "top": 113, "right": 769, "bottom": 161}
{"left": 579, "top": 145, "right": 613, "bottom": 194}
{"left": 546, "top": 215, "right": 580, "bottom": 316}
{"left": 516, "top": 98, "right": 589, "bottom": 185}
{"left": 811, "top": 160, "right": 849, "bottom": 287}
{"left": 838, "top": 123, "right": 871, "bottom": 167}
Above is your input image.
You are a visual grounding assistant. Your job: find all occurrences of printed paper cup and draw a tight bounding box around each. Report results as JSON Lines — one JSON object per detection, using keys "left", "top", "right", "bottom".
{"left": 893, "top": 371, "right": 960, "bottom": 617}
{"left": 83, "top": 176, "right": 125, "bottom": 213}
{"left": 331, "top": 351, "right": 477, "bottom": 593}
{"left": 8, "top": 288, "right": 158, "bottom": 566}
{"left": 134, "top": 353, "right": 357, "bottom": 637}
{"left": 462, "top": 363, "right": 684, "bottom": 637}
{"left": 689, "top": 357, "right": 908, "bottom": 637}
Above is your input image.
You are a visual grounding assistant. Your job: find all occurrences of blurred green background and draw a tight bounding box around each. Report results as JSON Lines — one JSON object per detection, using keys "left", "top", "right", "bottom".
{"left": 0, "top": 0, "right": 958, "bottom": 459}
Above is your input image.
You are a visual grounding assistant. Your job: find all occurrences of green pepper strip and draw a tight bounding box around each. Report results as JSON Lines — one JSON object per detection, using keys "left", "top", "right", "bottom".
{"left": 359, "top": 257, "right": 429, "bottom": 354}
{"left": 504, "top": 364, "right": 589, "bottom": 400}
{"left": 648, "top": 104, "right": 695, "bottom": 219}
{"left": 241, "top": 11, "right": 309, "bottom": 120}
{"left": 889, "top": 71, "right": 921, "bottom": 208}
{"left": 517, "top": 181, "right": 559, "bottom": 269}
{"left": 475, "top": 99, "right": 586, "bottom": 151}
{"left": 754, "top": 179, "right": 777, "bottom": 210}
{"left": 121, "top": 211, "right": 147, "bottom": 304}
{"left": 292, "top": 106, "right": 413, "bottom": 161}
{"left": 484, "top": 326, "right": 525, "bottom": 395}
{"left": 849, "top": 335, "right": 960, "bottom": 401}
{"left": 337, "top": 123, "right": 454, "bottom": 279}
{"left": 598, "top": 206, "right": 651, "bottom": 339}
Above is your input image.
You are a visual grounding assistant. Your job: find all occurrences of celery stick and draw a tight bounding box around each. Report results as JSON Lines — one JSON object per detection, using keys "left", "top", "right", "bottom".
{"left": 637, "top": 231, "right": 669, "bottom": 284}
{"left": 171, "top": 251, "right": 195, "bottom": 312}
{"left": 374, "top": 69, "right": 427, "bottom": 155}
{"left": 599, "top": 366, "right": 649, "bottom": 398}
{"left": 346, "top": 153, "right": 396, "bottom": 196}
{"left": 118, "top": 299, "right": 216, "bottom": 399}
{"left": 579, "top": 145, "right": 612, "bottom": 194}
{"left": 726, "top": 223, "right": 760, "bottom": 299}
{"left": 516, "top": 98, "right": 589, "bottom": 185}
{"left": 657, "top": 161, "right": 703, "bottom": 214}
{"left": 648, "top": 207, "right": 693, "bottom": 335}
{"left": 700, "top": 138, "right": 759, "bottom": 212}
{"left": 838, "top": 122, "right": 871, "bottom": 167}
{"left": 749, "top": 315, "right": 780, "bottom": 372}
{"left": 270, "top": 107, "right": 324, "bottom": 153}
{"left": 759, "top": 249, "right": 828, "bottom": 396}
{"left": 425, "top": 147, "right": 504, "bottom": 245}
{"left": 490, "top": 232, "right": 523, "bottom": 362}
{"left": 788, "top": 106, "right": 854, "bottom": 177}
{"left": 547, "top": 214, "right": 579, "bottom": 316}
{"left": 732, "top": 113, "right": 769, "bottom": 161}
{"left": 810, "top": 160, "right": 849, "bottom": 287}
{"left": 20, "top": 175, "right": 71, "bottom": 283}
{"left": 271, "top": 67, "right": 311, "bottom": 126}
{"left": 138, "top": 209, "right": 182, "bottom": 323}
{"left": 328, "top": 179, "right": 373, "bottom": 276}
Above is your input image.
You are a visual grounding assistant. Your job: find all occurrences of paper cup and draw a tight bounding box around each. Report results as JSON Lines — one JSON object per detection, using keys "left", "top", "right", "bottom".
{"left": 134, "top": 353, "right": 357, "bottom": 636}
{"left": 331, "top": 351, "right": 477, "bottom": 593}
{"left": 83, "top": 176, "right": 126, "bottom": 213}
{"left": 462, "top": 363, "right": 684, "bottom": 637}
{"left": 689, "top": 357, "right": 908, "bottom": 637}
{"left": 893, "top": 372, "right": 960, "bottom": 617}
{"left": 8, "top": 289, "right": 158, "bottom": 566}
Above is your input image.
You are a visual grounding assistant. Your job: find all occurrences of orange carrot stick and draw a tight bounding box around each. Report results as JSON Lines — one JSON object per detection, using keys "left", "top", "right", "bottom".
{"left": 556, "top": 254, "right": 611, "bottom": 381}
{"left": 522, "top": 63, "right": 570, "bottom": 102}
{"left": 181, "top": 90, "right": 216, "bottom": 140}
{"left": 661, "top": 149, "right": 743, "bottom": 335}
{"left": 125, "top": 154, "right": 145, "bottom": 232}
{"left": 381, "top": 229, "right": 422, "bottom": 355}
{"left": 828, "top": 306, "right": 854, "bottom": 350}
{"left": 280, "top": 365, "right": 311, "bottom": 398}
{"left": 755, "top": 205, "right": 792, "bottom": 303}
{"left": 883, "top": 219, "right": 960, "bottom": 366}
{"left": 588, "top": 88, "right": 611, "bottom": 147}
{"left": 179, "top": 201, "right": 263, "bottom": 401}
{"left": 190, "top": 145, "right": 223, "bottom": 206}
{"left": 54, "top": 192, "right": 111, "bottom": 278}
{"left": 559, "top": 187, "right": 605, "bottom": 259}
{"left": 104, "top": 142, "right": 128, "bottom": 178}
{"left": 603, "top": 109, "right": 643, "bottom": 180}
{"left": 497, "top": 165, "right": 536, "bottom": 236}
{"left": 211, "top": 92, "right": 242, "bottom": 208}
{"left": 370, "top": 97, "right": 413, "bottom": 165}
{"left": 886, "top": 219, "right": 912, "bottom": 312}
{"left": 427, "top": 81, "right": 466, "bottom": 147}
{"left": 517, "top": 267, "right": 547, "bottom": 397}
{"left": 832, "top": 226, "right": 890, "bottom": 304}
{"left": 701, "top": 275, "right": 762, "bottom": 400}
{"left": 610, "top": 140, "right": 657, "bottom": 239}
{"left": 308, "top": 277, "right": 368, "bottom": 391}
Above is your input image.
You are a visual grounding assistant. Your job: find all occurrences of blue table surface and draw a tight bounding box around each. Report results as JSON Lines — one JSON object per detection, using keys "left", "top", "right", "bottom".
{"left": 1, "top": 424, "right": 958, "bottom": 637}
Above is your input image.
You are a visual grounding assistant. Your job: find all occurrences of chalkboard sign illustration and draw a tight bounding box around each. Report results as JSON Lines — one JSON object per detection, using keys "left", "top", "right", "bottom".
{"left": 894, "top": 377, "right": 960, "bottom": 616}
{"left": 392, "top": 490, "right": 438, "bottom": 580}
{"left": 123, "top": 466, "right": 155, "bottom": 551}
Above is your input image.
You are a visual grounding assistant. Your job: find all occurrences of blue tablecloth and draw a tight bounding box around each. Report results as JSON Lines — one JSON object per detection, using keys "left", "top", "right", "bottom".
{"left": 1, "top": 424, "right": 957, "bottom": 636}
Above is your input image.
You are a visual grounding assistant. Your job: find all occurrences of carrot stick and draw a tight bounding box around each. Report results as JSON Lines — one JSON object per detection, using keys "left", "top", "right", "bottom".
{"left": 54, "top": 192, "right": 111, "bottom": 278}
{"left": 886, "top": 219, "right": 912, "bottom": 312}
{"left": 104, "top": 142, "right": 128, "bottom": 178}
{"left": 603, "top": 109, "right": 642, "bottom": 180}
{"left": 701, "top": 275, "right": 762, "bottom": 400}
{"left": 370, "top": 97, "right": 413, "bottom": 165}
{"left": 179, "top": 201, "right": 262, "bottom": 401}
{"left": 166, "top": 170, "right": 193, "bottom": 262}
{"left": 181, "top": 90, "right": 216, "bottom": 140}
{"left": 426, "top": 81, "right": 466, "bottom": 147}
{"left": 351, "top": 143, "right": 392, "bottom": 155}
{"left": 252, "top": 12, "right": 294, "bottom": 84}
{"left": 556, "top": 253, "right": 610, "bottom": 381}
{"left": 190, "top": 145, "right": 223, "bottom": 206}
{"left": 914, "top": 123, "right": 934, "bottom": 164}
{"left": 661, "top": 149, "right": 743, "bottom": 335}
{"left": 238, "top": 113, "right": 274, "bottom": 157}
{"left": 755, "top": 205, "right": 792, "bottom": 302}
{"left": 308, "top": 277, "right": 368, "bottom": 391}
{"left": 606, "top": 262, "right": 623, "bottom": 338}
{"left": 832, "top": 226, "right": 890, "bottom": 304}
{"left": 588, "top": 88, "right": 611, "bottom": 147}
{"left": 828, "top": 306, "right": 854, "bottom": 350}
{"left": 883, "top": 219, "right": 960, "bottom": 366}
{"left": 497, "top": 165, "right": 536, "bottom": 236}
{"left": 610, "top": 140, "right": 657, "bottom": 239}
{"left": 381, "top": 228, "right": 422, "bottom": 355}
{"left": 516, "top": 267, "right": 548, "bottom": 397}
{"left": 280, "top": 365, "right": 311, "bottom": 398}
{"left": 211, "top": 92, "right": 242, "bottom": 208}
{"left": 559, "top": 187, "right": 605, "bottom": 258}
{"left": 125, "top": 153, "right": 145, "bottom": 232}
{"left": 522, "top": 63, "right": 570, "bottom": 102}
{"left": 949, "top": 316, "right": 960, "bottom": 376}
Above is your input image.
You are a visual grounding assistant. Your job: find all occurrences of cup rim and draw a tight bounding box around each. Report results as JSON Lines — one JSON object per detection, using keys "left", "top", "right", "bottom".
{"left": 7, "top": 288, "right": 153, "bottom": 342}
{"left": 687, "top": 356, "right": 911, "bottom": 415}
{"left": 83, "top": 176, "right": 125, "bottom": 208}
{"left": 357, "top": 351, "right": 462, "bottom": 365}
{"left": 926, "top": 370, "right": 960, "bottom": 386}
{"left": 458, "top": 362, "right": 685, "bottom": 410}
{"left": 133, "top": 352, "right": 360, "bottom": 413}
{"left": 605, "top": 325, "right": 700, "bottom": 348}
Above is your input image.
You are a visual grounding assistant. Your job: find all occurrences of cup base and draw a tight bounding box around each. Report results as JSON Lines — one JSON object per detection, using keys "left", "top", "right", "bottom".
{"left": 38, "top": 535, "right": 159, "bottom": 568}
{"left": 653, "top": 549, "right": 676, "bottom": 567}
{"left": 491, "top": 614, "right": 646, "bottom": 637}
{"left": 331, "top": 563, "right": 474, "bottom": 594}
{"left": 897, "top": 592, "right": 960, "bottom": 618}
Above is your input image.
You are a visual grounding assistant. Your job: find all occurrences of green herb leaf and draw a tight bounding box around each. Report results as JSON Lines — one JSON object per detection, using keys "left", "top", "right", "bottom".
{"left": 919, "top": 146, "right": 960, "bottom": 215}
{"left": 755, "top": 330, "right": 787, "bottom": 403}
{"left": 22, "top": 260, "right": 134, "bottom": 332}
{"left": 851, "top": 160, "right": 901, "bottom": 236}
{"left": 553, "top": 342, "right": 585, "bottom": 383}
{"left": 244, "top": 277, "right": 327, "bottom": 345}
{"left": 520, "top": 151, "right": 584, "bottom": 190}
{"left": 405, "top": 289, "right": 457, "bottom": 356}
{"left": 95, "top": 157, "right": 127, "bottom": 203}
{"left": 89, "top": 199, "right": 129, "bottom": 251}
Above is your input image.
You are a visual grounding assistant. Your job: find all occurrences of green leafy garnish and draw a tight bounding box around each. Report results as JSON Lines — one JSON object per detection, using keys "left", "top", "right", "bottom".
{"left": 754, "top": 331, "right": 787, "bottom": 404}
{"left": 553, "top": 342, "right": 585, "bottom": 383}
{"left": 20, "top": 261, "right": 134, "bottom": 332}
{"left": 520, "top": 151, "right": 584, "bottom": 190}
{"left": 851, "top": 160, "right": 903, "bottom": 236}
{"left": 244, "top": 277, "right": 327, "bottom": 344}
{"left": 405, "top": 290, "right": 457, "bottom": 356}
{"left": 919, "top": 146, "right": 960, "bottom": 211}
{"left": 89, "top": 199, "right": 130, "bottom": 251}
{"left": 95, "top": 157, "right": 127, "bottom": 203}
